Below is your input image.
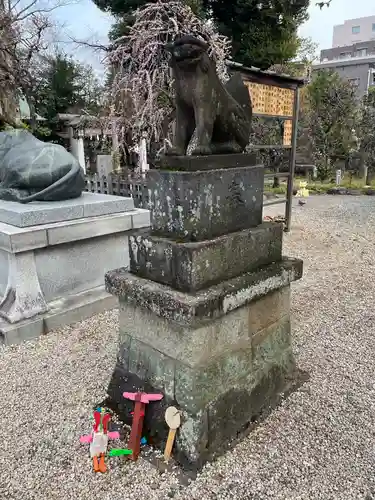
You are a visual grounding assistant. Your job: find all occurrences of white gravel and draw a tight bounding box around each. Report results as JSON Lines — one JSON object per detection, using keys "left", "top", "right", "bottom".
{"left": 1, "top": 195, "right": 375, "bottom": 500}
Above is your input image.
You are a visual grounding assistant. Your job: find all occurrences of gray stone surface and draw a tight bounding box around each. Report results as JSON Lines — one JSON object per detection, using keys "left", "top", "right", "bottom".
{"left": 0, "top": 198, "right": 149, "bottom": 339}
{"left": 147, "top": 166, "right": 264, "bottom": 241}
{"left": 0, "top": 286, "right": 116, "bottom": 345}
{"left": 106, "top": 257, "right": 302, "bottom": 327}
{"left": 0, "top": 207, "right": 149, "bottom": 252}
{"left": 0, "top": 250, "right": 8, "bottom": 295}
{"left": 35, "top": 232, "right": 129, "bottom": 302}
{"left": 129, "top": 222, "right": 283, "bottom": 291}
{"left": 107, "top": 286, "right": 296, "bottom": 468}
{"left": 0, "top": 192, "right": 135, "bottom": 228}
{"left": 158, "top": 153, "right": 258, "bottom": 171}
{"left": 0, "top": 250, "right": 48, "bottom": 323}
{"left": 0, "top": 224, "right": 48, "bottom": 253}
{"left": 46, "top": 213, "right": 133, "bottom": 246}
{"left": 117, "top": 286, "right": 290, "bottom": 367}
{"left": 131, "top": 209, "right": 150, "bottom": 230}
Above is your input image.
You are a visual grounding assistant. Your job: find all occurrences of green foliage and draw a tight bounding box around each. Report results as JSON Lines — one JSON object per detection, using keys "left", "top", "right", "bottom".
{"left": 302, "top": 70, "right": 359, "bottom": 180}
{"left": 268, "top": 37, "right": 318, "bottom": 78}
{"left": 202, "top": 0, "right": 309, "bottom": 68}
{"left": 32, "top": 52, "right": 103, "bottom": 122}
{"left": 93, "top": 0, "right": 309, "bottom": 68}
{"left": 357, "top": 90, "right": 375, "bottom": 177}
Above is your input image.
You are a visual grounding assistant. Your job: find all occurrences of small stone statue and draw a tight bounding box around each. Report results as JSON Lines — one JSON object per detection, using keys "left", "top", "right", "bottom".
{"left": 0, "top": 129, "right": 85, "bottom": 203}
{"left": 165, "top": 35, "right": 252, "bottom": 156}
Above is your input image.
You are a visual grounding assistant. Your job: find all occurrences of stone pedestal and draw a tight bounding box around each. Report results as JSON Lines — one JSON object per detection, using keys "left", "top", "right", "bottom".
{"left": 105, "top": 156, "right": 303, "bottom": 469}
{"left": 0, "top": 193, "right": 150, "bottom": 345}
{"left": 148, "top": 165, "right": 263, "bottom": 241}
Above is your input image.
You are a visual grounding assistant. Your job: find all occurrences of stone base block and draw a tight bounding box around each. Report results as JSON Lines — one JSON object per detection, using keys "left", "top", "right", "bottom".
{"left": 0, "top": 194, "right": 150, "bottom": 344}
{"left": 129, "top": 222, "right": 283, "bottom": 292}
{"left": 107, "top": 284, "right": 297, "bottom": 468}
{"left": 106, "top": 257, "right": 302, "bottom": 327}
{"left": 147, "top": 165, "right": 264, "bottom": 242}
{"left": 0, "top": 192, "right": 135, "bottom": 228}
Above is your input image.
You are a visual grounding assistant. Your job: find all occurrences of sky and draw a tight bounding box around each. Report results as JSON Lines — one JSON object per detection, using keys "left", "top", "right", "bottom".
{"left": 52, "top": 0, "right": 375, "bottom": 75}
{"left": 299, "top": 0, "right": 375, "bottom": 50}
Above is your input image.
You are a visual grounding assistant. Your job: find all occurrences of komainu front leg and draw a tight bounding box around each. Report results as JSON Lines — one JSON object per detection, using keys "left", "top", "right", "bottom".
{"left": 191, "top": 104, "right": 215, "bottom": 156}
{"left": 166, "top": 102, "right": 194, "bottom": 156}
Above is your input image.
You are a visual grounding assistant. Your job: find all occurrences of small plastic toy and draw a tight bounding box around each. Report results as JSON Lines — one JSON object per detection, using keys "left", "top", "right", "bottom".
{"left": 123, "top": 391, "right": 163, "bottom": 461}
{"left": 108, "top": 449, "right": 133, "bottom": 457}
{"left": 80, "top": 407, "right": 120, "bottom": 473}
{"left": 140, "top": 437, "right": 147, "bottom": 446}
{"left": 164, "top": 406, "right": 181, "bottom": 463}
{"left": 296, "top": 180, "right": 309, "bottom": 198}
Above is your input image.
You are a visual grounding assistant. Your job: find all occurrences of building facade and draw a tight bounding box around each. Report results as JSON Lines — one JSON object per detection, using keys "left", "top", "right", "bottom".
{"left": 332, "top": 16, "right": 375, "bottom": 47}
{"left": 313, "top": 16, "right": 375, "bottom": 98}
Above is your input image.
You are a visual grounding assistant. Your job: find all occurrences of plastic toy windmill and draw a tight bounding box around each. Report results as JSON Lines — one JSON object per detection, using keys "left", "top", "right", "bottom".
{"left": 79, "top": 407, "right": 120, "bottom": 473}
{"left": 123, "top": 391, "right": 164, "bottom": 461}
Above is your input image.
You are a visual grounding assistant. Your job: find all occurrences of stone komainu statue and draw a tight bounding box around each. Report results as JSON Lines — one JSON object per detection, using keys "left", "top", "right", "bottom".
{"left": 0, "top": 129, "right": 85, "bottom": 203}
{"left": 166, "top": 35, "right": 252, "bottom": 156}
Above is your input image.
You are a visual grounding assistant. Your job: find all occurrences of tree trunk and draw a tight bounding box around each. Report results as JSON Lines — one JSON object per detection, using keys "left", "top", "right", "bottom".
{"left": 0, "top": 8, "right": 19, "bottom": 127}
{"left": 366, "top": 166, "right": 373, "bottom": 185}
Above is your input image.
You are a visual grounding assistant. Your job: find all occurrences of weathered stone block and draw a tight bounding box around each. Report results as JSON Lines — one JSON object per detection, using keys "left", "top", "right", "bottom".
{"left": 128, "top": 337, "right": 175, "bottom": 399}
{"left": 129, "top": 222, "right": 283, "bottom": 291}
{"left": 106, "top": 258, "right": 302, "bottom": 327}
{"left": 117, "top": 286, "right": 290, "bottom": 367}
{"left": 107, "top": 303, "right": 295, "bottom": 468}
{"left": 174, "top": 348, "right": 255, "bottom": 413}
{"left": 147, "top": 166, "right": 264, "bottom": 241}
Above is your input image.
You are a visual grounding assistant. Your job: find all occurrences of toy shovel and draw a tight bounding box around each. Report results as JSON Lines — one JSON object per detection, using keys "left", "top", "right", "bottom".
{"left": 164, "top": 406, "right": 181, "bottom": 463}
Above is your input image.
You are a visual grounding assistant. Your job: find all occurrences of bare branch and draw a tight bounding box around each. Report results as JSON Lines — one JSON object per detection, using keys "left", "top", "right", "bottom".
{"left": 12, "top": 0, "right": 38, "bottom": 19}
{"left": 68, "top": 34, "right": 111, "bottom": 54}
{"left": 10, "top": 0, "right": 77, "bottom": 21}
{"left": 0, "top": 0, "right": 71, "bottom": 125}
{"left": 106, "top": 0, "right": 231, "bottom": 146}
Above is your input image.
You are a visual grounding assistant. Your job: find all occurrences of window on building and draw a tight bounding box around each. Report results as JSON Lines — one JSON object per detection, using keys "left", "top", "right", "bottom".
{"left": 352, "top": 26, "right": 360, "bottom": 34}
{"left": 355, "top": 48, "right": 368, "bottom": 57}
{"left": 372, "top": 23, "right": 375, "bottom": 32}
{"left": 339, "top": 52, "right": 351, "bottom": 59}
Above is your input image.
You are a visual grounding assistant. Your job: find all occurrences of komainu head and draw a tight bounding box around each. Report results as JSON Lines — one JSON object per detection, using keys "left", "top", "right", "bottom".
{"left": 166, "top": 35, "right": 210, "bottom": 68}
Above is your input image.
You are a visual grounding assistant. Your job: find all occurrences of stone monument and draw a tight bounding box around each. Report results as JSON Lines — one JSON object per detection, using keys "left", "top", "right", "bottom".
{"left": 0, "top": 129, "right": 150, "bottom": 344}
{"left": 105, "top": 35, "right": 303, "bottom": 468}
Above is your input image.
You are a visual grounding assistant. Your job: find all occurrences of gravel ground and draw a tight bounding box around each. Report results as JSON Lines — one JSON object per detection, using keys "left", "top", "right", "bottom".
{"left": 1, "top": 195, "right": 375, "bottom": 500}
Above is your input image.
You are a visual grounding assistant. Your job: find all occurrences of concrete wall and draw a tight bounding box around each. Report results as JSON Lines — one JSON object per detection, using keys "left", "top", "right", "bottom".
{"left": 333, "top": 16, "right": 375, "bottom": 47}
